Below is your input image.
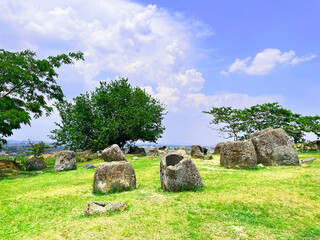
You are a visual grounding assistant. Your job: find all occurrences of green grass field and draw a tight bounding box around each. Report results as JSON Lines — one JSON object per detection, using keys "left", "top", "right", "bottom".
{"left": 1, "top": 152, "right": 320, "bottom": 240}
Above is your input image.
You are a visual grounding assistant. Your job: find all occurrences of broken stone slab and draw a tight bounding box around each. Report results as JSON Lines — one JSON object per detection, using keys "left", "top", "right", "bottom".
{"left": 83, "top": 163, "right": 96, "bottom": 169}
{"left": 32, "top": 171, "right": 44, "bottom": 175}
{"left": 84, "top": 201, "right": 128, "bottom": 216}
{"left": 300, "top": 157, "right": 316, "bottom": 163}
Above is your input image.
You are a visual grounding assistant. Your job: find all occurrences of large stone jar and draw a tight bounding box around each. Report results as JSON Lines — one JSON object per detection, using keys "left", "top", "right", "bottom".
{"left": 160, "top": 153, "right": 203, "bottom": 192}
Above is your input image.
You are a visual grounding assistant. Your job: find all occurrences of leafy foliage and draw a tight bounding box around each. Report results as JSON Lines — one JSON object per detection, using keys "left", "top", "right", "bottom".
{"left": 50, "top": 78, "right": 166, "bottom": 151}
{"left": 0, "top": 49, "right": 84, "bottom": 147}
{"left": 28, "top": 139, "right": 50, "bottom": 158}
{"left": 203, "top": 102, "right": 320, "bottom": 143}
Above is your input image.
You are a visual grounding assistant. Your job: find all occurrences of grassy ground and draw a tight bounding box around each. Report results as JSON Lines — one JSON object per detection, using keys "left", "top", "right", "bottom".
{"left": 1, "top": 152, "right": 320, "bottom": 239}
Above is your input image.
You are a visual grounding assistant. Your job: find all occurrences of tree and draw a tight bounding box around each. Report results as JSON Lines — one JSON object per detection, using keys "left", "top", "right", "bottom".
{"left": 50, "top": 78, "right": 166, "bottom": 151}
{"left": 0, "top": 49, "right": 84, "bottom": 148}
{"left": 203, "top": 103, "right": 320, "bottom": 143}
{"left": 202, "top": 106, "right": 246, "bottom": 141}
{"left": 28, "top": 139, "right": 50, "bottom": 158}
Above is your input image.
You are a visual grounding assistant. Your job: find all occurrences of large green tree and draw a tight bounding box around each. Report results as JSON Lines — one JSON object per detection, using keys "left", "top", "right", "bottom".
{"left": 203, "top": 102, "right": 320, "bottom": 143}
{"left": 0, "top": 49, "right": 84, "bottom": 147}
{"left": 50, "top": 78, "right": 166, "bottom": 151}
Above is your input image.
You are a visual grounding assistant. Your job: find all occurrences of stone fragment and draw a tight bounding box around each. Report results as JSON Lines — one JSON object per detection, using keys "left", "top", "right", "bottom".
{"left": 84, "top": 201, "right": 128, "bottom": 216}
{"left": 204, "top": 155, "right": 213, "bottom": 160}
{"left": 160, "top": 153, "right": 203, "bottom": 191}
{"left": 83, "top": 163, "right": 96, "bottom": 169}
{"left": 257, "top": 163, "right": 264, "bottom": 168}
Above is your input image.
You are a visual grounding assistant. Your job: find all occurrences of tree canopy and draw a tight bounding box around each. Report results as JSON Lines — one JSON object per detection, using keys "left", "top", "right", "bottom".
{"left": 203, "top": 102, "right": 320, "bottom": 143}
{"left": 0, "top": 49, "right": 84, "bottom": 147}
{"left": 50, "top": 78, "right": 166, "bottom": 151}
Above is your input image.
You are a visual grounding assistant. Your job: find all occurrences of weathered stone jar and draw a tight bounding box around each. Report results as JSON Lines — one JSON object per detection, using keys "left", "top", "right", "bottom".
{"left": 93, "top": 161, "right": 136, "bottom": 193}
{"left": 54, "top": 151, "right": 77, "bottom": 172}
{"left": 249, "top": 128, "right": 299, "bottom": 166}
{"left": 220, "top": 141, "right": 257, "bottom": 169}
{"left": 160, "top": 153, "right": 203, "bottom": 192}
{"left": 191, "top": 145, "right": 204, "bottom": 158}
{"left": 26, "top": 157, "right": 47, "bottom": 171}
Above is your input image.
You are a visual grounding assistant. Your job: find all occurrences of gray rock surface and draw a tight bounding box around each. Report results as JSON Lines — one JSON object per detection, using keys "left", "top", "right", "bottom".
{"left": 26, "top": 157, "right": 47, "bottom": 171}
{"left": 214, "top": 142, "right": 226, "bottom": 155}
{"left": 54, "top": 151, "right": 77, "bottom": 172}
{"left": 83, "top": 163, "right": 96, "bottom": 169}
{"left": 220, "top": 141, "right": 257, "bottom": 169}
{"left": 84, "top": 201, "right": 128, "bottom": 216}
{"left": 249, "top": 128, "right": 299, "bottom": 166}
{"left": 32, "top": 171, "right": 44, "bottom": 175}
{"left": 191, "top": 145, "right": 204, "bottom": 158}
{"left": 160, "top": 153, "right": 203, "bottom": 192}
{"left": 93, "top": 161, "right": 136, "bottom": 193}
{"left": 101, "top": 144, "right": 127, "bottom": 162}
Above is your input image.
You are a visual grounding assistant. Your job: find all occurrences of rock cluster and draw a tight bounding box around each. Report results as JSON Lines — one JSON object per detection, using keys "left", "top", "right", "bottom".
{"left": 160, "top": 153, "right": 203, "bottom": 191}
{"left": 26, "top": 157, "right": 47, "bottom": 171}
{"left": 219, "top": 128, "right": 299, "bottom": 168}
{"left": 54, "top": 151, "right": 77, "bottom": 172}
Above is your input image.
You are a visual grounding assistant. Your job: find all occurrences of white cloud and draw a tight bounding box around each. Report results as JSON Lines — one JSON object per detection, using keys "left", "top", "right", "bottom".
{"left": 0, "top": 0, "right": 287, "bottom": 145}
{"left": 184, "top": 92, "right": 283, "bottom": 110}
{"left": 222, "top": 48, "right": 316, "bottom": 75}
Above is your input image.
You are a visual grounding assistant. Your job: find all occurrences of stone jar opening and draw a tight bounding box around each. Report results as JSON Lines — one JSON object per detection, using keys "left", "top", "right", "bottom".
{"left": 166, "top": 154, "right": 184, "bottom": 167}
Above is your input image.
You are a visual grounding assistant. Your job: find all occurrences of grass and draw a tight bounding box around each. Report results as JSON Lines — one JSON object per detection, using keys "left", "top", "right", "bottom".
{"left": 0, "top": 152, "right": 320, "bottom": 239}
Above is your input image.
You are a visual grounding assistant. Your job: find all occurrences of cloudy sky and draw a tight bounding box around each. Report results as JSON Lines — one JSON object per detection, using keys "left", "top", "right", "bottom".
{"left": 1, "top": 0, "right": 319, "bottom": 145}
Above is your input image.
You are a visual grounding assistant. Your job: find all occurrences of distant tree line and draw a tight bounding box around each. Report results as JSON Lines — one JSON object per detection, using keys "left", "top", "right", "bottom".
{"left": 203, "top": 102, "right": 320, "bottom": 143}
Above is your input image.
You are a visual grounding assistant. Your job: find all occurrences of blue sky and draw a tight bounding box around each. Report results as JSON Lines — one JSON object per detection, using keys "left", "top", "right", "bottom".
{"left": 1, "top": 0, "right": 319, "bottom": 145}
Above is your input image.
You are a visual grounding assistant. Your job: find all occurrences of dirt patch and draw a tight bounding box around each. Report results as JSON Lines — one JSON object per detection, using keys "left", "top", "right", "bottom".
{"left": 0, "top": 159, "right": 22, "bottom": 171}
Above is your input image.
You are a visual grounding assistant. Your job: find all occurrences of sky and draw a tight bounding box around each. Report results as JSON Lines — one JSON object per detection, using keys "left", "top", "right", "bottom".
{"left": 1, "top": 0, "right": 319, "bottom": 146}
